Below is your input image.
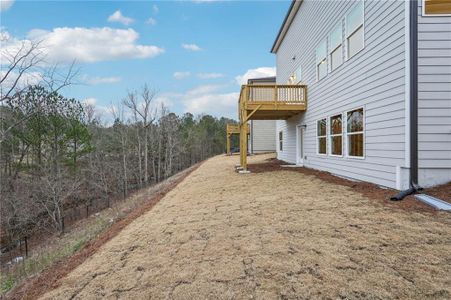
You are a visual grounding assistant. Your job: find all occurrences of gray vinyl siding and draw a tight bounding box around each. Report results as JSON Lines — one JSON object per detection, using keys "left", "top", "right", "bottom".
{"left": 417, "top": 0, "right": 451, "bottom": 184}
{"left": 250, "top": 120, "right": 276, "bottom": 153}
{"left": 276, "top": 0, "right": 407, "bottom": 188}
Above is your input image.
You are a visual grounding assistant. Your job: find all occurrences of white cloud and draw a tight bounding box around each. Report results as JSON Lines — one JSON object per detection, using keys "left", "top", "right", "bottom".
{"left": 83, "top": 75, "right": 122, "bottom": 85}
{"left": 183, "top": 85, "right": 238, "bottom": 117}
{"left": 197, "top": 72, "right": 224, "bottom": 79}
{"left": 82, "top": 97, "right": 97, "bottom": 106}
{"left": 152, "top": 4, "right": 159, "bottom": 14}
{"left": 0, "top": 70, "right": 42, "bottom": 95}
{"left": 173, "top": 71, "right": 191, "bottom": 80}
{"left": 235, "top": 67, "right": 276, "bottom": 85}
{"left": 107, "top": 10, "right": 134, "bottom": 25}
{"left": 182, "top": 43, "right": 202, "bottom": 52}
{"left": 0, "top": 0, "right": 14, "bottom": 12}
{"left": 158, "top": 84, "right": 238, "bottom": 119}
{"left": 1, "top": 27, "right": 164, "bottom": 64}
{"left": 146, "top": 17, "right": 157, "bottom": 25}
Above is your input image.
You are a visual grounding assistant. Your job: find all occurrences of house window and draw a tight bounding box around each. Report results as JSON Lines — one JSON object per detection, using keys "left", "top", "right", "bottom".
{"left": 316, "top": 39, "right": 327, "bottom": 81}
{"left": 295, "top": 66, "right": 302, "bottom": 83}
{"left": 317, "top": 119, "right": 327, "bottom": 155}
{"left": 279, "top": 131, "right": 283, "bottom": 151}
{"left": 330, "top": 114, "right": 343, "bottom": 156}
{"left": 347, "top": 108, "right": 364, "bottom": 157}
{"left": 423, "top": 0, "right": 451, "bottom": 15}
{"left": 329, "top": 23, "right": 343, "bottom": 71}
{"left": 346, "top": 1, "right": 364, "bottom": 59}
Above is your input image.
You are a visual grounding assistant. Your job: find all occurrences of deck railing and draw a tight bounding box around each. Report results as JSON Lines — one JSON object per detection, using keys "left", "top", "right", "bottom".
{"left": 240, "top": 84, "right": 307, "bottom": 106}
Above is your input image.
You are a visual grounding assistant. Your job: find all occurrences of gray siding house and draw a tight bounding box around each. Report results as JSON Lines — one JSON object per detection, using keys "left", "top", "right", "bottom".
{"left": 271, "top": 0, "right": 451, "bottom": 190}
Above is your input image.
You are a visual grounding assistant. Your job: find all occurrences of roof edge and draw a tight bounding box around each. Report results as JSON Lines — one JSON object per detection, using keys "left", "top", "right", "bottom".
{"left": 270, "top": 0, "right": 303, "bottom": 54}
{"left": 247, "top": 76, "right": 276, "bottom": 84}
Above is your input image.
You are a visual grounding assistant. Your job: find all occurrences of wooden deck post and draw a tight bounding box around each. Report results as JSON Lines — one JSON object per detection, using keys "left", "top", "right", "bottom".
{"left": 226, "top": 133, "right": 231, "bottom": 155}
{"left": 240, "top": 112, "right": 248, "bottom": 170}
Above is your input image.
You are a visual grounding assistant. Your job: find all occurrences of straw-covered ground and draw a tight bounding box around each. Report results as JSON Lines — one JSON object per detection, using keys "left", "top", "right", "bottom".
{"left": 40, "top": 154, "right": 450, "bottom": 299}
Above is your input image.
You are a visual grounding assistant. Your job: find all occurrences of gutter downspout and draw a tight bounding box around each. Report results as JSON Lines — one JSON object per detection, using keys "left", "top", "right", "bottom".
{"left": 391, "top": 0, "right": 422, "bottom": 201}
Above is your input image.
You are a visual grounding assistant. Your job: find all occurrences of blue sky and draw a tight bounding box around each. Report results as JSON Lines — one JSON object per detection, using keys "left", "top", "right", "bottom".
{"left": 1, "top": 0, "right": 290, "bottom": 121}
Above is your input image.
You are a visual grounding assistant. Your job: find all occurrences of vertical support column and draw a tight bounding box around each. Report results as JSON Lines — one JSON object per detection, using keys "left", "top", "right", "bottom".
{"left": 226, "top": 134, "right": 231, "bottom": 155}
{"left": 240, "top": 112, "right": 248, "bottom": 170}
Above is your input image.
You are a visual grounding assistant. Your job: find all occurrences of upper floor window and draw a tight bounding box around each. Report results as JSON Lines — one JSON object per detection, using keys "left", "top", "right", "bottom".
{"left": 330, "top": 114, "right": 343, "bottom": 156}
{"left": 347, "top": 108, "right": 364, "bottom": 158}
{"left": 346, "top": 1, "right": 364, "bottom": 59}
{"left": 317, "top": 119, "right": 327, "bottom": 154}
{"left": 295, "top": 65, "right": 302, "bottom": 83}
{"left": 423, "top": 0, "right": 451, "bottom": 15}
{"left": 329, "top": 23, "right": 343, "bottom": 71}
{"left": 316, "top": 39, "right": 327, "bottom": 81}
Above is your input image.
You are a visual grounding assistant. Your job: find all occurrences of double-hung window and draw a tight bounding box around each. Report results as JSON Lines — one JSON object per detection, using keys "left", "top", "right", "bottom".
{"left": 330, "top": 114, "right": 343, "bottom": 156}
{"left": 347, "top": 108, "right": 364, "bottom": 157}
{"left": 329, "top": 23, "right": 343, "bottom": 71}
{"left": 346, "top": 1, "right": 364, "bottom": 58}
{"left": 317, "top": 119, "right": 327, "bottom": 155}
{"left": 316, "top": 39, "right": 327, "bottom": 81}
{"left": 295, "top": 65, "right": 302, "bottom": 83}
{"left": 279, "top": 131, "right": 283, "bottom": 151}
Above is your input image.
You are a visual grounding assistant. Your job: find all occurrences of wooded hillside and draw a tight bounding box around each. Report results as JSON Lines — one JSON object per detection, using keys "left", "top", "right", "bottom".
{"left": 0, "top": 84, "right": 236, "bottom": 252}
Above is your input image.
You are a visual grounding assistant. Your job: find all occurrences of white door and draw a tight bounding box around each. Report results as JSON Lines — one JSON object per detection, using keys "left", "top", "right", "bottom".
{"left": 296, "top": 125, "right": 304, "bottom": 165}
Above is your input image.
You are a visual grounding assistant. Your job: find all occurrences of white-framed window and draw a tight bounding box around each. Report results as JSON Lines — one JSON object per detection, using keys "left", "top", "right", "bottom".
{"left": 346, "top": 108, "right": 364, "bottom": 158}
{"left": 279, "top": 131, "right": 283, "bottom": 151}
{"left": 316, "top": 39, "right": 327, "bottom": 81}
{"left": 329, "top": 23, "right": 343, "bottom": 71}
{"left": 330, "top": 114, "right": 343, "bottom": 156}
{"left": 422, "top": 0, "right": 451, "bottom": 16}
{"left": 346, "top": 1, "right": 364, "bottom": 59}
{"left": 295, "top": 65, "right": 302, "bottom": 83}
{"left": 317, "top": 118, "right": 327, "bottom": 155}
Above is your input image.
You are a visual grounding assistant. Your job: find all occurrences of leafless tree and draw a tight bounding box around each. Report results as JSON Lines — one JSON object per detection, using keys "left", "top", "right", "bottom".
{"left": 122, "top": 84, "right": 157, "bottom": 185}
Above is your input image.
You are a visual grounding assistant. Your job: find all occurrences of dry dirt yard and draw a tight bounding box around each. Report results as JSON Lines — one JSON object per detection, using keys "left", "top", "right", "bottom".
{"left": 41, "top": 154, "right": 451, "bottom": 300}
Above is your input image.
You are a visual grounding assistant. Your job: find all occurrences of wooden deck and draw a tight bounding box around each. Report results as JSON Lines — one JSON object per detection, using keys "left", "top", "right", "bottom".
{"left": 237, "top": 84, "right": 307, "bottom": 171}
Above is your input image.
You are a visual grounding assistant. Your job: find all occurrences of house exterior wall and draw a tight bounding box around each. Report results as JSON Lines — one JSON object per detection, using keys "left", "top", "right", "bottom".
{"left": 250, "top": 120, "right": 276, "bottom": 153}
{"left": 275, "top": 0, "right": 410, "bottom": 189}
{"left": 417, "top": 0, "right": 451, "bottom": 187}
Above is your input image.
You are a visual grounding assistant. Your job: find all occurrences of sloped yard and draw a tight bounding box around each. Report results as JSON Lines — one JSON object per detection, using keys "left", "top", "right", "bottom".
{"left": 40, "top": 154, "right": 450, "bottom": 299}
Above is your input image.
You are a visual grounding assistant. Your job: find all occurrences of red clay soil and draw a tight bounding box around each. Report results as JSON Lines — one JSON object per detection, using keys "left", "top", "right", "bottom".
{"left": 5, "top": 162, "right": 202, "bottom": 300}
{"left": 248, "top": 158, "right": 450, "bottom": 214}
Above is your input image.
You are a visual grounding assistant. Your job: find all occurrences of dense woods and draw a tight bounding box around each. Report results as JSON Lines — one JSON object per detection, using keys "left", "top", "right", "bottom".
{"left": 0, "top": 83, "right": 235, "bottom": 253}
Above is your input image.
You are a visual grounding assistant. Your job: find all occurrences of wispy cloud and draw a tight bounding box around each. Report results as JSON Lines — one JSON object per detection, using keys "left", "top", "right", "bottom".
{"left": 197, "top": 73, "right": 224, "bottom": 79}
{"left": 157, "top": 84, "right": 238, "bottom": 119}
{"left": 1, "top": 27, "right": 164, "bottom": 64}
{"left": 107, "top": 10, "right": 134, "bottom": 25}
{"left": 146, "top": 17, "right": 157, "bottom": 25}
{"left": 83, "top": 75, "right": 122, "bottom": 85}
{"left": 0, "top": 0, "right": 15, "bottom": 12}
{"left": 152, "top": 4, "right": 159, "bottom": 14}
{"left": 173, "top": 71, "right": 191, "bottom": 80}
{"left": 235, "top": 67, "right": 276, "bottom": 85}
{"left": 182, "top": 43, "right": 202, "bottom": 52}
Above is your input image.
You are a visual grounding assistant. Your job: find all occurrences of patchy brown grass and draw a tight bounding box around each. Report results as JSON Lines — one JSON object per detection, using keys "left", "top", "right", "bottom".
{"left": 29, "top": 153, "right": 451, "bottom": 300}
{"left": 248, "top": 156, "right": 451, "bottom": 212}
{"left": 5, "top": 163, "right": 202, "bottom": 300}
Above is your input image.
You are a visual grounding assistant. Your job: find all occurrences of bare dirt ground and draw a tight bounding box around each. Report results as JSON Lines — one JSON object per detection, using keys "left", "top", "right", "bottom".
{"left": 39, "top": 154, "right": 450, "bottom": 299}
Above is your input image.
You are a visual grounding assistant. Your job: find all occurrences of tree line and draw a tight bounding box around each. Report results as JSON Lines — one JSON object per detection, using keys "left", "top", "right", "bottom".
{"left": 0, "top": 84, "right": 235, "bottom": 252}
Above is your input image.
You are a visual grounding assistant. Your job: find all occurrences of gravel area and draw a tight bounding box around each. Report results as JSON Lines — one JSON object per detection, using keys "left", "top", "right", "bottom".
{"left": 40, "top": 154, "right": 451, "bottom": 299}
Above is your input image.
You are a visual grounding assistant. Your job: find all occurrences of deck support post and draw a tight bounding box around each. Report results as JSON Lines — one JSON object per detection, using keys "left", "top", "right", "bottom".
{"left": 226, "top": 133, "right": 231, "bottom": 155}
{"left": 240, "top": 118, "right": 248, "bottom": 170}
